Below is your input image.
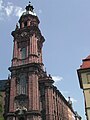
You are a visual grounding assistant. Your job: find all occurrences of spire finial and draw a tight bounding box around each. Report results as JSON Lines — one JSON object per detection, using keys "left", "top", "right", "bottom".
{"left": 25, "top": 1, "right": 34, "bottom": 12}
{"left": 68, "top": 96, "right": 72, "bottom": 107}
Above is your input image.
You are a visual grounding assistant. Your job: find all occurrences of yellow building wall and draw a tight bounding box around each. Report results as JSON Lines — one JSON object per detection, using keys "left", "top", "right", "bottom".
{"left": 81, "top": 73, "right": 90, "bottom": 119}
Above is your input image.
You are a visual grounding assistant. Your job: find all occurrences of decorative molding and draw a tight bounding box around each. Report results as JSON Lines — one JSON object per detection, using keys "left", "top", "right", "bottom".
{"left": 12, "top": 26, "right": 45, "bottom": 44}
{"left": 19, "top": 14, "right": 40, "bottom": 24}
{"left": 26, "top": 110, "right": 41, "bottom": 116}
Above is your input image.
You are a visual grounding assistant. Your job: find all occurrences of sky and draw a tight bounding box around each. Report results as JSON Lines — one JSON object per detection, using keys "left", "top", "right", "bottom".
{"left": 0, "top": 0, "right": 90, "bottom": 119}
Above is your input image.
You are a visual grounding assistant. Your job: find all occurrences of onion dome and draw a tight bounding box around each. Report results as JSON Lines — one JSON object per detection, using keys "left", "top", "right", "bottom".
{"left": 19, "top": 2, "right": 39, "bottom": 27}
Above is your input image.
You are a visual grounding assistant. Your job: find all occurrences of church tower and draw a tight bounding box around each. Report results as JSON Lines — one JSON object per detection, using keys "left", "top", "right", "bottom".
{"left": 2, "top": 2, "right": 81, "bottom": 120}
{"left": 6, "top": 2, "right": 47, "bottom": 120}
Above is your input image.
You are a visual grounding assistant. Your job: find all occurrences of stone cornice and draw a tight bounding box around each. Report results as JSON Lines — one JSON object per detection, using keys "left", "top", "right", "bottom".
{"left": 26, "top": 110, "right": 41, "bottom": 116}
{"left": 11, "top": 26, "right": 45, "bottom": 44}
{"left": 19, "top": 14, "right": 40, "bottom": 24}
{"left": 9, "top": 63, "right": 42, "bottom": 76}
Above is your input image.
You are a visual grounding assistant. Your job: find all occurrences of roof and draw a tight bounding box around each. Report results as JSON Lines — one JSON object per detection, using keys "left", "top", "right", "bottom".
{"left": 77, "top": 55, "right": 90, "bottom": 89}
{"left": 52, "top": 85, "right": 75, "bottom": 114}
{"left": 0, "top": 79, "right": 8, "bottom": 91}
{"left": 80, "top": 55, "right": 90, "bottom": 69}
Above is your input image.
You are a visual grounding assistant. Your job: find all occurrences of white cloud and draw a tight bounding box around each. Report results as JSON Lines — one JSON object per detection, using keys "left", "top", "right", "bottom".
{"left": 0, "top": 0, "right": 4, "bottom": 20}
{"left": 14, "top": 6, "right": 24, "bottom": 18}
{"left": 52, "top": 75, "right": 63, "bottom": 82}
{"left": 5, "top": 2, "right": 14, "bottom": 16}
{"left": 0, "top": 0, "right": 4, "bottom": 10}
{"left": 0, "top": 1, "right": 24, "bottom": 20}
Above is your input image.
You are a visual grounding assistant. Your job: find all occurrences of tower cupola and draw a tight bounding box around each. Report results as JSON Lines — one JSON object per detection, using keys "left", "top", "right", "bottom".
{"left": 22, "top": 2, "right": 36, "bottom": 16}
{"left": 19, "top": 2, "right": 39, "bottom": 28}
{"left": 25, "top": 1, "right": 34, "bottom": 12}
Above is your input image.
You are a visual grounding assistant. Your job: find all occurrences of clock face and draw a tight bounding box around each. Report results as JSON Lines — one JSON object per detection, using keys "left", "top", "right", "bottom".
{"left": 21, "top": 32, "right": 27, "bottom": 37}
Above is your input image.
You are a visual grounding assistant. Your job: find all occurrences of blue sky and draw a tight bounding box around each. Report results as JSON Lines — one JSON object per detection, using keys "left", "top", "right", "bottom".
{"left": 0, "top": 0, "right": 90, "bottom": 119}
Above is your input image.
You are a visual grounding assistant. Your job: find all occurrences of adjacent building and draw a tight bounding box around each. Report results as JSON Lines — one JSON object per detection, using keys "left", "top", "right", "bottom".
{"left": 0, "top": 2, "right": 81, "bottom": 120}
{"left": 77, "top": 55, "right": 90, "bottom": 120}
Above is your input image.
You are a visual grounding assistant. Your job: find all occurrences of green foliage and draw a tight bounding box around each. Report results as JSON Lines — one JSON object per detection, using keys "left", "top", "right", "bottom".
{"left": 0, "top": 116, "right": 4, "bottom": 120}
{"left": 0, "top": 105, "right": 3, "bottom": 113}
{"left": 0, "top": 92, "right": 2, "bottom": 97}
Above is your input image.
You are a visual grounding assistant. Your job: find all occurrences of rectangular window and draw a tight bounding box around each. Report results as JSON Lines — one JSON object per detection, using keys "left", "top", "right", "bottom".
{"left": 21, "top": 47, "right": 27, "bottom": 59}
{"left": 87, "top": 74, "right": 90, "bottom": 84}
{"left": 17, "top": 74, "right": 27, "bottom": 95}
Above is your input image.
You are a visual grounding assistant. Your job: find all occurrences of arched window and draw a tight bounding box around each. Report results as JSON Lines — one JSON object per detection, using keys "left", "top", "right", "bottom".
{"left": 24, "top": 21, "right": 27, "bottom": 27}
{"left": 17, "top": 74, "right": 27, "bottom": 95}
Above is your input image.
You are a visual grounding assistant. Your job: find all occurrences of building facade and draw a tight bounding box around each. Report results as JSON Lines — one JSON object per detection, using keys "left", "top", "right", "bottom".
{"left": 0, "top": 3, "right": 81, "bottom": 120}
{"left": 77, "top": 55, "right": 90, "bottom": 120}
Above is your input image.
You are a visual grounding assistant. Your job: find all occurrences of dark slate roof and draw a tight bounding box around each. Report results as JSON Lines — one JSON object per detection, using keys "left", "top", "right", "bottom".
{"left": 0, "top": 79, "right": 8, "bottom": 91}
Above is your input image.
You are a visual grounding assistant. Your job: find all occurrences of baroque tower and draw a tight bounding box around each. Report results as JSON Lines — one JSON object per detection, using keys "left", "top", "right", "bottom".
{"left": 6, "top": 2, "right": 50, "bottom": 120}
